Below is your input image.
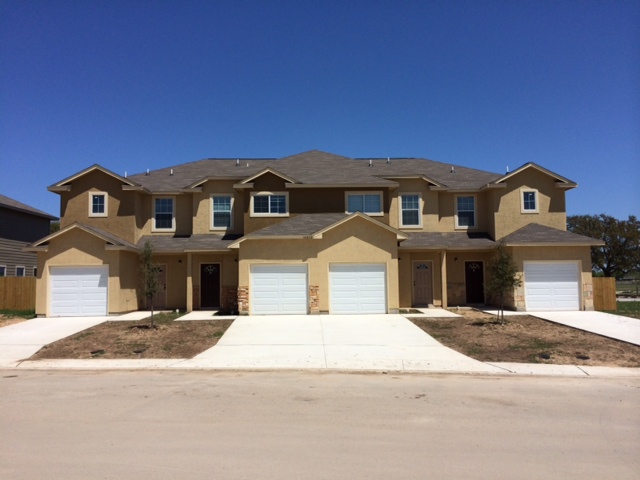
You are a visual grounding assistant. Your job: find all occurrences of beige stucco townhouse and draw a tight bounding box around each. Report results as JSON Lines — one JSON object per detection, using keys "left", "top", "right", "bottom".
{"left": 26, "top": 150, "right": 602, "bottom": 317}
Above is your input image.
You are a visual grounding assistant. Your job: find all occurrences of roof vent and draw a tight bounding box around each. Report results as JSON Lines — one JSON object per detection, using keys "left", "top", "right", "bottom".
{"left": 170, "top": 169, "right": 173, "bottom": 176}
{"left": 146, "top": 169, "right": 150, "bottom": 176}
{"left": 236, "top": 159, "right": 239, "bottom": 166}
{"left": 450, "top": 166, "right": 455, "bottom": 173}
{"left": 506, "top": 166, "right": 510, "bottom": 173}
{"left": 246, "top": 163, "right": 249, "bottom": 167}
{"left": 124, "top": 171, "right": 127, "bottom": 178}
{"left": 387, "top": 157, "right": 390, "bottom": 164}
{"left": 369, "top": 159, "right": 372, "bottom": 167}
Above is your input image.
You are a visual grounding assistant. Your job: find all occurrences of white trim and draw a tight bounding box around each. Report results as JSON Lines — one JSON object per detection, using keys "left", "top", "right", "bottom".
{"left": 345, "top": 191, "right": 383, "bottom": 217}
{"left": 88, "top": 191, "right": 108, "bottom": 217}
{"left": 454, "top": 194, "right": 477, "bottom": 229}
{"left": 250, "top": 191, "right": 289, "bottom": 217}
{"left": 152, "top": 196, "right": 176, "bottom": 232}
{"left": 520, "top": 188, "right": 539, "bottom": 213}
{"left": 210, "top": 194, "right": 234, "bottom": 230}
{"left": 399, "top": 192, "right": 422, "bottom": 228}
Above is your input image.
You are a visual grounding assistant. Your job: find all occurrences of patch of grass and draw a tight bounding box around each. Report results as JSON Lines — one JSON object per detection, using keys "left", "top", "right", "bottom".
{"left": 608, "top": 302, "right": 640, "bottom": 319}
{"left": 143, "top": 311, "right": 184, "bottom": 325}
{"left": 0, "top": 309, "right": 36, "bottom": 319}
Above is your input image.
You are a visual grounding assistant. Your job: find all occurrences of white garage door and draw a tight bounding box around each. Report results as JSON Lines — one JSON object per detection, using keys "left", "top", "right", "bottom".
{"left": 250, "top": 265, "right": 308, "bottom": 314}
{"left": 524, "top": 262, "right": 580, "bottom": 311}
{"left": 330, "top": 264, "right": 386, "bottom": 314}
{"left": 50, "top": 266, "right": 108, "bottom": 317}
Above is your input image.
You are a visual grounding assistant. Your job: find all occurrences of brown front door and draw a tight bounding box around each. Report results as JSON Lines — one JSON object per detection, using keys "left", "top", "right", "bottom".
{"left": 465, "top": 261, "right": 484, "bottom": 304}
{"left": 201, "top": 263, "right": 221, "bottom": 308}
{"left": 413, "top": 261, "right": 434, "bottom": 305}
{"left": 150, "top": 264, "right": 166, "bottom": 309}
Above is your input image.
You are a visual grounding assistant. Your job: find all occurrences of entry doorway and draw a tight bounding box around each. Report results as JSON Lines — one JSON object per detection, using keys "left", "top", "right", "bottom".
{"left": 200, "top": 263, "right": 221, "bottom": 308}
{"left": 465, "top": 261, "right": 484, "bottom": 304}
{"left": 413, "top": 261, "right": 434, "bottom": 306}
{"left": 150, "top": 264, "right": 167, "bottom": 309}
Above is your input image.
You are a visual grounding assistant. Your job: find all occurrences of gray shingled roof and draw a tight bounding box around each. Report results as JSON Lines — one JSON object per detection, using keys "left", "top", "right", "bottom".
{"left": 127, "top": 150, "right": 502, "bottom": 192}
{"left": 0, "top": 193, "right": 57, "bottom": 219}
{"left": 400, "top": 232, "right": 497, "bottom": 250}
{"left": 137, "top": 234, "right": 241, "bottom": 253}
{"left": 241, "top": 213, "right": 349, "bottom": 238}
{"left": 28, "top": 222, "right": 136, "bottom": 249}
{"left": 501, "top": 223, "right": 604, "bottom": 245}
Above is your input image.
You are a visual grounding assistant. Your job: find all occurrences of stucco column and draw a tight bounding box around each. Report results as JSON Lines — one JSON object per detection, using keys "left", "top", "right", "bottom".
{"left": 186, "top": 252, "right": 193, "bottom": 312}
{"left": 440, "top": 250, "right": 448, "bottom": 308}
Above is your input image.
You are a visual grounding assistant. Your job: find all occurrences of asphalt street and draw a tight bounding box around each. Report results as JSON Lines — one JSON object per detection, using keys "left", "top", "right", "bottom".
{"left": 1, "top": 370, "right": 638, "bottom": 479}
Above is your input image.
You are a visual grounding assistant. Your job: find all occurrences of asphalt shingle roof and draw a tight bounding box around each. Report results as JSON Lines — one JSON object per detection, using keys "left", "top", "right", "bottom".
{"left": 501, "top": 223, "right": 604, "bottom": 245}
{"left": 127, "top": 150, "right": 503, "bottom": 192}
{"left": 0, "top": 193, "right": 57, "bottom": 219}
{"left": 136, "top": 234, "right": 241, "bottom": 253}
{"left": 400, "top": 232, "right": 497, "bottom": 250}
{"left": 241, "top": 213, "right": 349, "bottom": 238}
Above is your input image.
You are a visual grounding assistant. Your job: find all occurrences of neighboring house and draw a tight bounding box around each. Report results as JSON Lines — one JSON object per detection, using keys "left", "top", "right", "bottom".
{"left": 26, "top": 150, "right": 602, "bottom": 317}
{"left": 0, "top": 194, "right": 57, "bottom": 277}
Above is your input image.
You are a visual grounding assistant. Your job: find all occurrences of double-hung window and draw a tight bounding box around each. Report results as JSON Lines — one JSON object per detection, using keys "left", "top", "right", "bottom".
{"left": 455, "top": 195, "right": 476, "bottom": 228}
{"left": 212, "top": 195, "right": 233, "bottom": 229}
{"left": 400, "top": 194, "right": 421, "bottom": 227}
{"left": 251, "top": 192, "right": 288, "bottom": 216}
{"left": 153, "top": 197, "right": 175, "bottom": 231}
{"left": 16, "top": 266, "right": 25, "bottom": 277}
{"left": 346, "top": 192, "right": 383, "bottom": 216}
{"left": 89, "top": 192, "right": 107, "bottom": 217}
{"left": 521, "top": 189, "right": 538, "bottom": 213}
{"left": 0, "top": 266, "right": 5, "bottom": 277}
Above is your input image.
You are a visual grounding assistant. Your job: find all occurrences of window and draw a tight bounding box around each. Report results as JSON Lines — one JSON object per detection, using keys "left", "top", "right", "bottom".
{"left": 153, "top": 197, "right": 175, "bottom": 231}
{"left": 251, "top": 192, "right": 288, "bottom": 216}
{"left": 455, "top": 195, "right": 476, "bottom": 228}
{"left": 212, "top": 195, "right": 233, "bottom": 229}
{"left": 521, "top": 189, "right": 538, "bottom": 213}
{"left": 33, "top": 267, "right": 37, "bottom": 277}
{"left": 0, "top": 266, "right": 5, "bottom": 277}
{"left": 400, "top": 194, "right": 421, "bottom": 227}
{"left": 346, "top": 192, "right": 383, "bottom": 216}
{"left": 16, "top": 266, "right": 25, "bottom": 277}
{"left": 89, "top": 192, "right": 108, "bottom": 217}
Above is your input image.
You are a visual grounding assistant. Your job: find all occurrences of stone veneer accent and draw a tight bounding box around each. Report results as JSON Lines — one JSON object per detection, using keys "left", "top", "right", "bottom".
{"left": 583, "top": 282, "right": 594, "bottom": 311}
{"left": 309, "top": 285, "right": 319, "bottom": 314}
{"left": 222, "top": 286, "right": 238, "bottom": 312}
{"left": 446, "top": 282, "right": 466, "bottom": 306}
{"left": 238, "top": 285, "right": 249, "bottom": 314}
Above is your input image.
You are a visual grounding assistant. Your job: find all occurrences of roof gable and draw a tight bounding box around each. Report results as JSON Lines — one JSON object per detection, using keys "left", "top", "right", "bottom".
{"left": 27, "top": 222, "right": 137, "bottom": 251}
{"left": 493, "top": 163, "right": 577, "bottom": 189}
{"left": 49, "top": 165, "right": 139, "bottom": 192}
{"left": 0, "top": 194, "right": 57, "bottom": 220}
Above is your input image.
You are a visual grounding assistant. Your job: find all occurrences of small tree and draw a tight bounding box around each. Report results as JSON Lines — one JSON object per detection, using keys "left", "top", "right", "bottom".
{"left": 139, "top": 240, "right": 161, "bottom": 327}
{"left": 485, "top": 241, "right": 522, "bottom": 323}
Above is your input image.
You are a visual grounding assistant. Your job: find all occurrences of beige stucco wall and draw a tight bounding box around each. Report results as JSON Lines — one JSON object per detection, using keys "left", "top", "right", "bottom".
{"left": 137, "top": 194, "right": 193, "bottom": 238}
{"left": 237, "top": 216, "right": 399, "bottom": 313}
{"left": 192, "top": 180, "right": 244, "bottom": 235}
{"left": 494, "top": 169, "right": 567, "bottom": 240}
{"left": 36, "top": 229, "right": 139, "bottom": 316}
{"left": 389, "top": 179, "right": 440, "bottom": 232}
{"left": 509, "top": 245, "right": 593, "bottom": 311}
{"left": 59, "top": 170, "right": 138, "bottom": 243}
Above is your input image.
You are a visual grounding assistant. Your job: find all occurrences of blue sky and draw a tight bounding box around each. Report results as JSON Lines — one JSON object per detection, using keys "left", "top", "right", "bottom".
{"left": 1, "top": 0, "right": 638, "bottom": 220}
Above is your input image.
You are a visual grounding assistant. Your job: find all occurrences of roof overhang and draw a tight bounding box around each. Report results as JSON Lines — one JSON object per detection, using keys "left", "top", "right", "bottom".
{"left": 239, "top": 167, "right": 300, "bottom": 185}
{"left": 27, "top": 222, "right": 138, "bottom": 252}
{"left": 49, "top": 165, "right": 139, "bottom": 192}
{"left": 492, "top": 163, "right": 577, "bottom": 189}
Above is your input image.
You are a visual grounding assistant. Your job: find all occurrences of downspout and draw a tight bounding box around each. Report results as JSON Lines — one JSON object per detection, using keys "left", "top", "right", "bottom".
{"left": 186, "top": 252, "right": 193, "bottom": 312}
{"left": 440, "top": 250, "right": 448, "bottom": 308}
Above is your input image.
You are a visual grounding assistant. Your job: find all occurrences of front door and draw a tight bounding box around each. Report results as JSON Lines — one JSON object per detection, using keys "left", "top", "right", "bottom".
{"left": 413, "top": 261, "right": 434, "bottom": 305}
{"left": 465, "top": 261, "right": 484, "bottom": 304}
{"left": 150, "top": 264, "right": 167, "bottom": 309}
{"left": 201, "top": 263, "right": 221, "bottom": 308}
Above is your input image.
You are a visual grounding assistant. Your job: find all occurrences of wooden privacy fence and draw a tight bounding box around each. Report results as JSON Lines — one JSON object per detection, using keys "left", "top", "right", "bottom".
{"left": 592, "top": 277, "right": 616, "bottom": 311}
{"left": 0, "top": 277, "right": 36, "bottom": 310}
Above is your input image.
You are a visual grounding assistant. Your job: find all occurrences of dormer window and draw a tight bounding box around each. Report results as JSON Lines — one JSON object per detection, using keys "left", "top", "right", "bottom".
{"left": 346, "top": 192, "right": 383, "bottom": 216}
{"left": 521, "top": 189, "right": 538, "bottom": 213}
{"left": 153, "top": 197, "right": 175, "bottom": 231}
{"left": 251, "top": 192, "right": 288, "bottom": 217}
{"left": 89, "top": 192, "right": 107, "bottom": 217}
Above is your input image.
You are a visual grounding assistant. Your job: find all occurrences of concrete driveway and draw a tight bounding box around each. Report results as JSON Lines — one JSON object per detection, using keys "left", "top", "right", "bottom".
{"left": 179, "top": 314, "right": 504, "bottom": 373}
{"left": 530, "top": 311, "right": 640, "bottom": 346}
{"left": 0, "top": 317, "right": 110, "bottom": 367}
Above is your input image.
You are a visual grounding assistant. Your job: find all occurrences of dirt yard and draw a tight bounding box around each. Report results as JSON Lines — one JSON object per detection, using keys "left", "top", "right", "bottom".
{"left": 409, "top": 310, "right": 640, "bottom": 367}
{"left": 0, "top": 314, "right": 28, "bottom": 328}
{"left": 31, "top": 315, "right": 233, "bottom": 360}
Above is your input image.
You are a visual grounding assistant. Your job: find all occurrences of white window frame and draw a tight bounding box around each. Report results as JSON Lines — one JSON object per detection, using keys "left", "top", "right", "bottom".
{"left": 521, "top": 189, "right": 539, "bottom": 213}
{"left": 250, "top": 192, "right": 289, "bottom": 217}
{"left": 345, "top": 191, "right": 383, "bottom": 216}
{"left": 211, "top": 194, "right": 234, "bottom": 230}
{"left": 88, "top": 191, "right": 108, "bottom": 217}
{"left": 16, "top": 266, "right": 25, "bottom": 277}
{"left": 0, "top": 265, "right": 5, "bottom": 277}
{"left": 152, "top": 196, "right": 176, "bottom": 232}
{"left": 399, "top": 193, "right": 422, "bottom": 228}
{"left": 455, "top": 194, "right": 477, "bottom": 229}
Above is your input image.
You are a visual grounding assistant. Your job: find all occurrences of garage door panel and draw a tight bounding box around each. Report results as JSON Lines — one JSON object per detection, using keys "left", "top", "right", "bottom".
{"left": 330, "top": 264, "right": 386, "bottom": 314}
{"left": 251, "top": 265, "right": 308, "bottom": 315}
{"left": 50, "top": 267, "right": 108, "bottom": 317}
{"left": 524, "top": 262, "right": 579, "bottom": 311}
